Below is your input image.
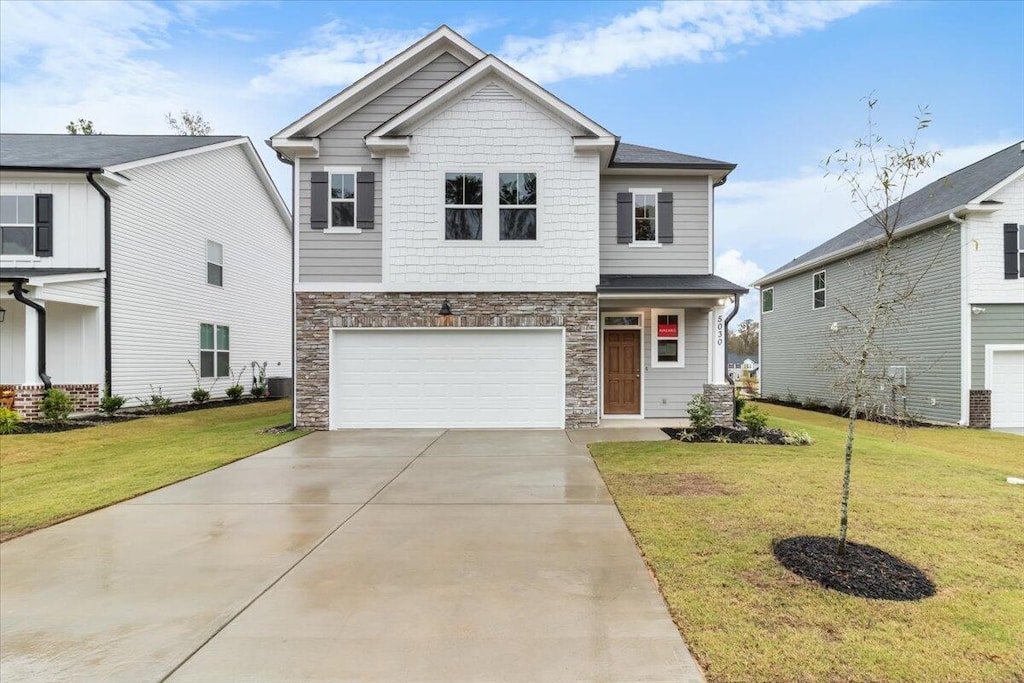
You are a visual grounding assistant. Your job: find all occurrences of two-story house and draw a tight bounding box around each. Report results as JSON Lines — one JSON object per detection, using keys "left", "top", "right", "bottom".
{"left": 0, "top": 134, "right": 292, "bottom": 415}
{"left": 754, "top": 142, "right": 1024, "bottom": 430}
{"left": 271, "top": 26, "right": 746, "bottom": 430}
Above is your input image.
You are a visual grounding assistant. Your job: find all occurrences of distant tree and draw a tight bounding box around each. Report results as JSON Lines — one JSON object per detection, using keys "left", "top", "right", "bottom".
{"left": 66, "top": 118, "right": 97, "bottom": 135}
{"left": 166, "top": 110, "right": 213, "bottom": 135}
{"left": 728, "top": 319, "right": 759, "bottom": 355}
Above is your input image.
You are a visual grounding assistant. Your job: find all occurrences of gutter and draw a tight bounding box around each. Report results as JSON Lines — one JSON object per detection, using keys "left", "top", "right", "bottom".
{"left": 86, "top": 172, "right": 113, "bottom": 397}
{"left": 273, "top": 149, "right": 297, "bottom": 427}
{"left": 723, "top": 293, "right": 742, "bottom": 423}
{"left": 9, "top": 280, "right": 51, "bottom": 389}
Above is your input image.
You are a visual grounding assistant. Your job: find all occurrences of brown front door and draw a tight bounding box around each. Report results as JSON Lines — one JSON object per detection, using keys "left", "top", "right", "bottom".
{"left": 604, "top": 329, "right": 641, "bottom": 414}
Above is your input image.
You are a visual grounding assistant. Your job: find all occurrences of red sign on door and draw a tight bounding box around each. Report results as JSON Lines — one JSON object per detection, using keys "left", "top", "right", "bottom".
{"left": 658, "top": 322, "right": 677, "bottom": 338}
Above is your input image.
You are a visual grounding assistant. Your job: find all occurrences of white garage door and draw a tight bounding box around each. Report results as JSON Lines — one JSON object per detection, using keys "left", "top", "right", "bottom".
{"left": 331, "top": 328, "right": 565, "bottom": 428}
{"left": 990, "top": 348, "right": 1024, "bottom": 429}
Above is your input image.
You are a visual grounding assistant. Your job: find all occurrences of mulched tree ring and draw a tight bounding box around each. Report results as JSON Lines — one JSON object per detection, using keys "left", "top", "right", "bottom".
{"left": 773, "top": 535, "right": 936, "bottom": 601}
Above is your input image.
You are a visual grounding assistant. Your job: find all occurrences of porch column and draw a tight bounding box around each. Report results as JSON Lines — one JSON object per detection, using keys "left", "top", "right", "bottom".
{"left": 710, "top": 304, "right": 727, "bottom": 384}
{"left": 22, "top": 299, "right": 43, "bottom": 385}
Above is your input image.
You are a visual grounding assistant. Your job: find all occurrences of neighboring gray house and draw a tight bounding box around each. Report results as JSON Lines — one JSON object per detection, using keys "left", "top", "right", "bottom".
{"left": 753, "top": 142, "right": 1024, "bottom": 429}
{"left": 270, "top": 26, "right": 746, "bottom": 429}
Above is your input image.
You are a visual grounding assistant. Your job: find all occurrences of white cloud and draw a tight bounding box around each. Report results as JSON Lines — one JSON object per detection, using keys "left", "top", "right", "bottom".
{"left": 715, "top": 249, "right": 765, "bottom": 321}
{"left": 501, "top": 0, "right": 882, "bottom": 82}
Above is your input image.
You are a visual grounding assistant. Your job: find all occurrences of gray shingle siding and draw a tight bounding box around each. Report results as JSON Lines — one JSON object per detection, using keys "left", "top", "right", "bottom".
{"left": 970, "top": 304, "right": 1024, "bottom": 389}
{"left": 761, "top": 223, "right": 963, "bottom": 423}
{"left": 297, "top": 52, "right": 468, "bottom": 283}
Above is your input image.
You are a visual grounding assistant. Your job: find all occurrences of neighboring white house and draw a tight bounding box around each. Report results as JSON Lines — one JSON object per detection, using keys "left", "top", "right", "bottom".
{"left": 727, "top": 353, "right": 759, "bottom": 382}
{"left": 0, "top": 134, "right": 292, "bottom": 416}
{"left": 270, "top": 26, "right": 747, "bottom": 430}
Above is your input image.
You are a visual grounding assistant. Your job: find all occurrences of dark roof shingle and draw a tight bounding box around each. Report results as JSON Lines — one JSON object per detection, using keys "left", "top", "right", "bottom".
{"left": 0, "top": 134, "right": 243, "bottom": 170}
{"left": 598, "top": 273, "right": 748, "bottom": 293}
{"left": 611, "top": 142, "right": 735, "bottom": 169}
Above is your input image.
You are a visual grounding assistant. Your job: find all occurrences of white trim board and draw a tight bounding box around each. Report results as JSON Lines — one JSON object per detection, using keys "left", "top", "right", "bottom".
{"left": 984, "top": 344, "right": 1024, "bottom": 390}
{"left": 598, "top": 309, "right": 645, "bottom": 420}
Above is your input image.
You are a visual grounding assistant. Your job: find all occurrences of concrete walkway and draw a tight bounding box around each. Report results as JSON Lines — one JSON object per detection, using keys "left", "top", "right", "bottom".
{"left": 0, "top": 428, "right": 702, "bottom": 683}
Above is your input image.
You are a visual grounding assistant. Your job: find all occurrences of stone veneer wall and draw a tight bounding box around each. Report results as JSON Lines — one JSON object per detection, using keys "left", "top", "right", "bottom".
{"left": 703, "top": 383, "right": 735, "bottom": 427}
{"left": 1, "top": 384, "right": 100, "bottom": 419}
{"left": 968, "top": 389, "right": 991, "bottom": 429}
{"left": 295, "top": 292, "right": 599, "bottom": 429}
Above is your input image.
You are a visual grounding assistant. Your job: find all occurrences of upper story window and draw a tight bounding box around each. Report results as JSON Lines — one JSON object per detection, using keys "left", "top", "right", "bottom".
{"left": 330, "top": 172, "right": 356, "bottom": 228}
{"left": 0, "top": 195, "right": 34, "bottom": 256}
{"left": 206, "top": 240, "right": 223, "bottom": 287}
{"left": 499, "top": 172, "right": 537, "bottom": 240}
{"left": 813, "top": 270, "right": 826, "bottom": 309}
{"left": 1017, "top": 225, "right": 1024, "bottom": 278}
{"left": 199, "top": 323, "right": 230, "bottom": 378}
{"left": 633, "top": 191, "right": 658, "bottom": 242}
{"left": 761, "top": 287, "right": 774, "bottom": 313}
{"left": 652, "top": 309, "right": 684, "bottom": 367}
{"left": 444, "top": 173, "right": 483, "bottom": 240}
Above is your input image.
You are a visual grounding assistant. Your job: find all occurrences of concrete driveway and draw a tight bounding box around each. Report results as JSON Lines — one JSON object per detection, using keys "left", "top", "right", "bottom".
{"left": 0, "top": 429, "right": 701, "bottom": 683}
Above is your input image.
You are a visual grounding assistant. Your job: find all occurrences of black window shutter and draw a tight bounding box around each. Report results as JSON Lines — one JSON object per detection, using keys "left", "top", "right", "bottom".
{"left": 35, "top": 194, "right": 53, "bottom": 257}
{"left": 310, "top": 172, "right": 328, "bottom": 230}
{"left": 657, "top": 192, "right": 674, "bottom": 244}
{"left": 1004, "top": 224, "right": 1019, "bottom": 279}
{"left": 616, "top": 192, "right": 632, "bottom": 243}
{"left": 356, "top": 171, "right": 374, "bottom": 229}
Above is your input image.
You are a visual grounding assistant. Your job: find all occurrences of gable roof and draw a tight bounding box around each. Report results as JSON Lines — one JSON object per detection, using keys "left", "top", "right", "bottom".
{"left": 755, "top": 140, "right": 1024, "bottom": 286}
{"left": 0, "top": 134, "right": 243, "bottom": 171}
{"left": 272, "top": 25, "right": 484, "bottom": 140}
{"left": 611, "top": 142, "right": 735, "bottom": 170}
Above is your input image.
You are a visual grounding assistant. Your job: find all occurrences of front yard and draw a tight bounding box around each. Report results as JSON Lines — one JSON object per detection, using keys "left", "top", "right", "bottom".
{"left": 0, "top": 400, "right": 305, "bottom": 541}
{"left": 591, "top": 404, "right": 1024, "bottom": 683}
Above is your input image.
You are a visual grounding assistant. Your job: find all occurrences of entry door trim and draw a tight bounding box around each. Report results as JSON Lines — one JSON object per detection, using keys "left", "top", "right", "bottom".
{"left": 599, "top": 310, "right": 644, "bottom": 419}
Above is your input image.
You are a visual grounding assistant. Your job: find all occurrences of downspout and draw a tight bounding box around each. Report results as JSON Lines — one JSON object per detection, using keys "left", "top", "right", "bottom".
{"left": 948, "top": 211, "right": 969, "bottom": 425}
{"left": 10, "top": 281, "right": 51, "bottom": 389}
{"left": 86, "top": 172, "right": 112, "bottom": 397}
{"left": 275, "top": 149, "right": 296, "bottom": 425}
{"left": 723, "top": 293, "right": 742, "bottom": 422}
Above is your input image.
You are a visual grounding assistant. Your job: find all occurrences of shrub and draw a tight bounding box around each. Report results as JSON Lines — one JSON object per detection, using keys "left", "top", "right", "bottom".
{"left": 744, "top": 435, "right": 769, "bottom": 445}
{"left": 0, "top": 407, "right": 23, "bottom": 434}
{"left": 711, "top": 433, "right": 732, "bottom": 443}
{"left": 40, "top": 388, "right": 74, "bottom": 423}
{"left": 785, "top": 390, "right": 799, "bottom": 405}
{"left": 226, "top": 384, "right": 244, "bottom": 401}
{"left": 741, "top": 404, "right": 769, "bottom": 436}
{"left": 191, "top": 388, "right": 210, "bottom": 404}
{"left": 250, "top": 384, "right": 265, "bottom": 398}
{"left": 783, "top": 430, "right": 815, "bottom": 446}
{"left": 99, "top": 394, "right": 126, "bottom": 415}
{"left": 734, "top": 393, "right": 747, "bottom": 415}
{"left": 138, "top": 386, "right": 172, "bottom": 413}
{"left": 687, "top": 394, "right": 715, "bottom": 433}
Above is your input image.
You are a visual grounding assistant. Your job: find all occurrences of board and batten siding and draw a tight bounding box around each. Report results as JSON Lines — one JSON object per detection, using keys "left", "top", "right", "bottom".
{"left": 0, "top": 173, "right": 105, "bottom": 269}
{"left": 965, "top": 174, "right": 1024, "bottom": 305}
{"left": 108, "top": 143, "right": 291, "bottom": 404}
{"left": 970, "top": 303, "right": 1024, "bottom": 389}
{"left": 298, "top": 52, "right": 469, "bottom": 283}
{"left": 761, "top": 223, "right": 963, "bottom": 423}
{"left": 599, "top": 175, "right": 710, "bottom": 275}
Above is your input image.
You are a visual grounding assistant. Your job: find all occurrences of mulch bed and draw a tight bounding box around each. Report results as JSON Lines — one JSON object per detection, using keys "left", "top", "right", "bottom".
{"left": 661, "top": 425, "right": 792, "bottom": 444}
{"left": 773, "top": 535, "right": 936, "bottom": 601}
{"left": 755, "top": 397, "right": 937, "bottom": 428}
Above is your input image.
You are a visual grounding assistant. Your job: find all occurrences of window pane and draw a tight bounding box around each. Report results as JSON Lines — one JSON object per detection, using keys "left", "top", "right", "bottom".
{"left": 1019, "top": 228, "right": 1024, "bottom": 250}
{"left": 635, "top": 194, "right": 655, "bottom": 218}
{"left": 499, "top": 208, "right": 536, "bottom": 240}
{"left": 207, "top": 263, "right": 223, "bottom": 286}
{"left": 207, "top": 240, "right": 222, "bottom": 264}
{"left": 331, "top": 201, "right": 354, "bottom": 227}
{"left": 200, "top": 350, "right": 215, "bottom": 377}
{"left": 444, "top": 174, "right": 463, "bottom": 205}
{"left": 445, "top": 208, "right": 482, "bottom": 240}
{"left": 604, "top": 316, "right": 639, "bottom": 326}
{"left": 200, "top": 323, "right": 214, "bottom": 350}
{"left": 519, "top": 173, "right": 536, "bottom": 204}
{"left": 331, "top": 173, "right": 354, "bottom": 200}
{"left": 16, "top": 196, "right": 33, "bottom": 223}
{"left": 814, "top": 290, "right": 826, "bottom": 308}
{"left": 216, "top": 325, "right": 229, "bottom": 351}
{"left": 464, "top": 173, "right": 483, "bottom": 205}
{"left": 814, "top": 272, "right": 825, "bottom": 290}
{"left": 0, "top": 226, "right": 33, "bottom": 255}
{"left": 657, "top": 340, "right": 678, "bottom": 363}
{"left": 216, "top": 352, "right": 230, "bottom": 378}
{"left": 657, "top": 315, "right": 678, "bottom": 339}
{"left": 762, "top": 289, "right": 773, "bottom": 312}
{"left": 635, "top": 218, "right": 655, "bottom": 241}
{"left": 0, "top": 196, "right": 16, "bottom": 223}
{"left": 499, "top": 173, "right": 518, "bottom": 205}
{"left": 1019, "top": 252, "right": 1023, "bottom": 277}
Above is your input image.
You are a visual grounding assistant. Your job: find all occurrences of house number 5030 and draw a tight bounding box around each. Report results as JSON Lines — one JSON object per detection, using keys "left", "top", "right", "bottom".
{"left": 716, "top": 314, "right": 724, "bottom": 346}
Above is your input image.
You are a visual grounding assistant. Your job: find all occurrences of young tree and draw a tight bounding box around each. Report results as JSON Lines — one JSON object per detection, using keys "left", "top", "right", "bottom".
{"left": 824, "top": 97, "right": 941, "bottom": 556}
{"left": 66, "top": 118, "right": 97, "bottom": 134}
{"left": 166, "top": 110, "right": 213, "bottom": 135}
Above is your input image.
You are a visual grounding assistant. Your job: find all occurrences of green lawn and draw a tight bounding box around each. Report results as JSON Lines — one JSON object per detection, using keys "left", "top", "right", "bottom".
{"left": 590, "top": 404, "right": 1024, "bottom": 683}
{"left": 0, "top": 400, "right": 306, "bottom": 541}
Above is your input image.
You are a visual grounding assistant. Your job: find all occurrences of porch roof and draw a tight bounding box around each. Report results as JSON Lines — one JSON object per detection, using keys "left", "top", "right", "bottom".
{"left": 597, "top": 274, "right": 748, "bottom": 295}
{"left": 0, "top": 268, "right": 103, "bottom": 282}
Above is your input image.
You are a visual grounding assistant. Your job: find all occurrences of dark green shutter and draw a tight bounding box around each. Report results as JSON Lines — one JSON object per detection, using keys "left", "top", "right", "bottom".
{"left": 1004, "top": 224, "right": 1019, "bottom": 279}
{"left": 657, "top": 192, "right": 673, "bottom": 244}
{"left": 616, "top": 192, "right": 632, "bottom": 243}
{"left": 310, "top": 172, "right": 328, "bottom": 230}
{"left": 356, "top": 171, "right": 374, "bottom": 229}
{"left": 35, "top": 194, "right": 53, "bottom": 257}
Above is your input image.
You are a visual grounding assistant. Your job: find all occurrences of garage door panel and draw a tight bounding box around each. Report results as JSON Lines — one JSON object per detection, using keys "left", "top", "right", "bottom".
{"left": 332, "top": 329, "right": 565, "bottom": 428}
{"left": 990, "top": 348, "right": 1024, "bottom": 429}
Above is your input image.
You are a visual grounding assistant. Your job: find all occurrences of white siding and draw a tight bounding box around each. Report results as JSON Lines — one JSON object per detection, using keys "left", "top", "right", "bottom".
{"left": 965, "top": 174, "right": 1024, "bottom": 305}
{"left": 108, "top": 144, "right": 291, "bottom": 404}
{"left": 385, "top": 83, "right": 600, "bottom": 290}
{"left": 0, "top": 302, "right": 26, "bottom": 383}
{"left": 46, "top": 302, "right": 103, "bottom": 385}
{"left": 0, "top": 173, "right": 104, "bottom": 269}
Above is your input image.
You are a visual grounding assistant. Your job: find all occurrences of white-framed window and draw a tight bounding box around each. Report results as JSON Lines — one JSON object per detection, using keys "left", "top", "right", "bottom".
{"left": 0, "top": 195, "right": 34, "bottom": 256}
{"left": 444, "top": 172, "right": 483, "bottom": 240}
{"left": 632, "top": 189, "right": 659, "bottom": 243}
{"left": 812, "top": 270, "right": 826, "bottom": 309}
{"left": 1018, "top": 226, "right": 1024, "bottom": 278}
{"left": 329, "top": 170, "right": 357, "bottom": 229}
{"left": 200, "top": 323, "right": 230, "bottom": 378}
{"left": 761, "top": 287, "right": 774, "bottom": 313}
{"left": 498, "top": 172, "right": 537, "bottom": 240}
{"left": 206, "top": 240, "right": 223, "bottom": 287}
{"left": 603, "top": 314, "right": 641, "bottom": 327}
{"left": 651, "top": 309, "right": 684, "bottom": 367}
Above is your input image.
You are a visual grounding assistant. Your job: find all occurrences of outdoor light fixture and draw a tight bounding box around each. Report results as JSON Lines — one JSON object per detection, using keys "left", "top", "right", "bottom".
{"left": 0, "top": 306, "right": 5, "bottom": 323}
{"left": 439, "top": 299, "right": 453, "bottom": 316}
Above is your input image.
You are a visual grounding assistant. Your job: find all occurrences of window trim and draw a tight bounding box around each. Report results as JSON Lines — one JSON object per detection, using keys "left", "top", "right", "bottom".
{"left": 442, "top": 170, "right": 485, "bottom": 242}
{"left": 199, "top": 323, "right": 231, "bottom": 379}
{"left": 0, "top": 193, "right": 36, "bottom": 258}
{"left": 630, "top": 187, "right": 661, "bottom": 246}
{"left": 438, "top": 168, "right": 545, "bottom": 245}
{"left": 812, "top": 270, "right": 827, "bottom": 310}
{"left": 761, "top": 286, "right": 774, "bottom": 314}
{"left": 651, "top": 308, "right": 685, "bottom": 368}
{"left": 206, "top": 239, "right": 223, "bottom": 288}
{"left": 498, "top": 171, "right": 538, "bottom": 241}
{"left": 324, "top": 166, "right": 360, "bottom": 234}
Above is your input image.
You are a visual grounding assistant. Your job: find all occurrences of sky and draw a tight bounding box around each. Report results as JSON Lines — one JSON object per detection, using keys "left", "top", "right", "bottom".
{"left": 2, "top": 0, "right": 1022, "bottom": 321}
